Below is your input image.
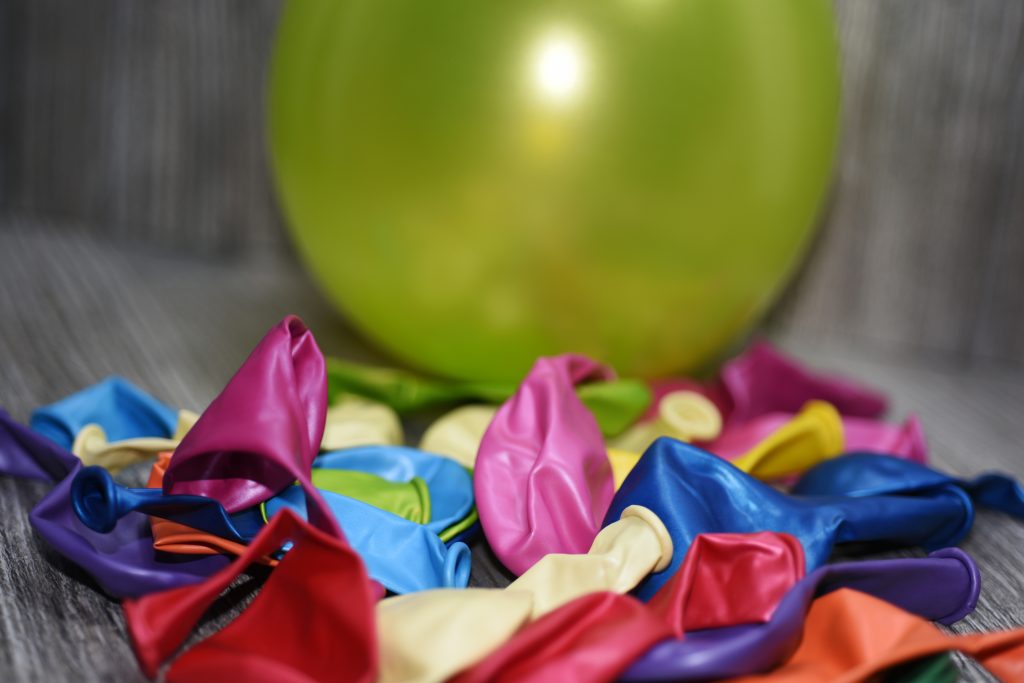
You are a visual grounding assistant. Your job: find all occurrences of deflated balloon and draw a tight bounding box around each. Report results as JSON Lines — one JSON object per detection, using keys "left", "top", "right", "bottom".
{"left": 648, "top": 532, "right": 805, "bottom": 636}
{"left": 506, "top": 505, "right": 672, "bottom": 619}
{"left": 0, "top": 411, "right": 228, "bottom": 597}
{"left": 315, "top": 446, "right": 474, "bottom": 538}
{"left": 265, "top": 485, "right": 471, "bottom": 594}
{"left": 378, "top": 590, "right": 535, "bottom": 683}
{"left": 449, "top": 592, "right": 672, "bottom": 683}
{"left": 164, "top": 316, "right": 339, "bottom": 537}
{"left": 124, "top": 508, "right": 378, "bottom": 683}
{"left": 708, "top": 411, "right": 927, "bottom": 465}
{"left": 312, "top": 469, "right": 431, "bottom": 525}
{"left": 71, "top": 465, "right": 262, "bottom": 542}
{"left": 622, "top": 548, "right": 981, "bottom": 681}
{"left": 321, "top": 396, "right": 403, "bottom": 450}
{"left": 723, "top": 588, "right": 1023, "bottom": 683}
{"left": 719, "top": 341, "right": 888, "bottom": 423}
{"left": 31, "top": 376, "right": 179, "bottom": 450}
{"left": 419, "top": 405, "right": 498, "bottom": 469}
{"left": 476, "top": 355, "right": 615, "bottom": 575}
{"left": 375, "top": 506, "right": 670, "bottom": 682}
{"left": 604, "top": 438, "right": 973, "bottom": 599}
{"left": 327, "top": 357, "right": 650, "bottom": 437}
{"left": 70, "top": 410, "right": 198, "bottom": 474}
{"left": 793, "top": 452, "right": 1024, "bottom": 518}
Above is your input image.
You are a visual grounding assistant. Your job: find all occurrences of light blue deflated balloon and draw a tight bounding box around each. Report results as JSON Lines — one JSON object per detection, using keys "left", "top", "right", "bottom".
{"left": 31, "top": 377, "right": 178, "bottom": 449}
{"left": 265, "top": 485, "right": 471, "bottom": 594}
{"left": 314, "top": 446, "right": 474, "bottom": 536}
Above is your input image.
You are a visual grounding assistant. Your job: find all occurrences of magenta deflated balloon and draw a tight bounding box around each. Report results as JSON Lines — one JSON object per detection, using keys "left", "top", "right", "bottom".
{"left": 475, "top": 355, "right": 616, "bottom": 575}
{"left": 719, "top": 341, "right": 888, "bottom": 423}
{"left": 164, "top": 316, "right": 340, "bottom": 537}
{"left": 0, "top": 410, "right": 227, "bottom": 598}
{"left": 622, "top": 548, "right": 980, "bottom": 681}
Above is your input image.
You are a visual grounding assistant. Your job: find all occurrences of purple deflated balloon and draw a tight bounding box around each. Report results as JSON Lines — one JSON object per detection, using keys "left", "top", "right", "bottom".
{"left": 623, "top": 548, "right": 980, "bottom": 681}
{"left": 0, "top": 410, "right": 228, "bottom": 598}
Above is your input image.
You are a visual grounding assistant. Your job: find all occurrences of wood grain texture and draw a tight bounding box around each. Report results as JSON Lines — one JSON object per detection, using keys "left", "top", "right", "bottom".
{"left": 0, "top": 218, "right": 1022, "bottom": 681}
{"left": 2, "top": 0, "right": 1023, "bottom": 366}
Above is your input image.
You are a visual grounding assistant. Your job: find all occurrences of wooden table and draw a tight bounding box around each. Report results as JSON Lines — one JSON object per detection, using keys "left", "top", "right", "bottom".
{"left": 1, "top": 220, "right": 1021, "bottom": 681}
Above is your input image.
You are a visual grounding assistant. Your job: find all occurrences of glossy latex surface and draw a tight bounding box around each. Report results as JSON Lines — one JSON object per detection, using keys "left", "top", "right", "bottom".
{"left": 604, "top": 438, "right": 973, "bottom": 599}
{"left": 315, "top": 446, "right": 474, "bottom": 537}
{"left": 265, "top": 485, "right": 471, "bottom": 594}
{"left": 624, "top": 548, "right": 981, "bottom": 681}
{"left": 71, "top": 409, "right": 197, "bottom": 474}
{"left": 124, "top": 508, "right": 378, "bottom": 683}
{"left": 0, "top": 411, "right": 227, "bottom": 597}
{"left": 375, "top": 506, "right": 669, "bottom": 682}
{"left": 726, "top": 589, "right": 1024, "bottom": 683}
{"left": 449, "top": 592, "right": 672, "bottom": 683}
{"left": 476, "top": 355, "right": 615, "bottom": 574}
{"left": 31, "top": 377, "right": 179, "bottom": 451}
{"left": 719, "top": 341, "right": 888, "bottom": 423}
{"left": 272, "top": 3, "right": 840, "bottom": 380}
{"left": 164, "top": 317, "right": 339, "bottom": 537}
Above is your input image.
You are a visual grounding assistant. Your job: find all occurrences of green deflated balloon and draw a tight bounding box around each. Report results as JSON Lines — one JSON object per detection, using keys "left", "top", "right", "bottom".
{"left": 270, "top": 0, "right": 840, "bottom": 381}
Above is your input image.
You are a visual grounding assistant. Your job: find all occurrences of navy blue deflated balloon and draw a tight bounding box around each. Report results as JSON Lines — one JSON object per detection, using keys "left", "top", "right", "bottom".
{"left": 264, "top": 484, "right": 471, "bottom": 595}
{"left": 793, "top": 452, "right": 1024, "bottom": 519}
{"left": 30, "top": 377, "right": 179, "bottom": 449}
{"left": 70, "top": 466, "right": 263, "bottom": 542}
{"left": 603, "top": 438, "right": 974, "bottom": 600}
{"left": 313, "top": 445, "right": 474, "bottom": 537}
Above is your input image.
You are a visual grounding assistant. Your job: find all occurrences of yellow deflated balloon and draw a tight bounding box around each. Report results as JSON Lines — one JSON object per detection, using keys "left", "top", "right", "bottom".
{"left": 270, "top": 0, "right": 840, "bottom": 381}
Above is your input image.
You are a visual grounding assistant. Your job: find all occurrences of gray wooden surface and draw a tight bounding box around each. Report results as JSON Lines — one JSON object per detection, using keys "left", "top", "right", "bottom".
{"left": 0, "top": 218, "right": 1022, "bottom": 681}
{"left": 2, "top": 0, "right": 1023, "bottom": 368}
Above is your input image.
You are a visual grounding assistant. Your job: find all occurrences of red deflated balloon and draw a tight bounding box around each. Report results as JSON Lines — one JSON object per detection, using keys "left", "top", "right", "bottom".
{"left": 124, "top": 508, "right": 378, "bottom": 682}
{"left": 649, "top": 532, "right": 805, "bottom": 636}
{"left": 450, "top": 592, "right": 673, "bottom": 683}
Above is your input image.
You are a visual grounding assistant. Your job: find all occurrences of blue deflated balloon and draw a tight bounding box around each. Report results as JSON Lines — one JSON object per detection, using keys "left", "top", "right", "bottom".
{"left": 265, "top": 485, "right": 471, "bottom": 595}
{"left": 70, "top": 466, "right": 263, "bottom": 542}
{"left": 30, "top": 377, "right": 178, "bottom": 449}
{"left": 314, "top": 446, "right": 474, "bottom": 536}
{"left": 793, "top": 452, "right": 1024, "bottom": 519}
{"left": 603, "top": 438, "right": 974, "bottom": 600}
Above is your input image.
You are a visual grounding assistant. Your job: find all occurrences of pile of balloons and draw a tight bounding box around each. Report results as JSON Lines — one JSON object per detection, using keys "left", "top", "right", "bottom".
{"left": 2, "top": 316, "right": 1024, "bottom": 682}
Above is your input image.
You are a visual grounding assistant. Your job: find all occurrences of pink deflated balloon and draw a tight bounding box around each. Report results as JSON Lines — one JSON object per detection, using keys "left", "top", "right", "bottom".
{"left": 475, "top": 355, "right": 616, "bottom": 575}
{"left": 163, "top": 316, "right": 340, "bottom": 536}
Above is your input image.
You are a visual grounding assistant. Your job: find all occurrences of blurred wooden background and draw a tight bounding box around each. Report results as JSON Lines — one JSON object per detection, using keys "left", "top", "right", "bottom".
{"left": 1, "top": 0, "right": 1022, "bottom": 367}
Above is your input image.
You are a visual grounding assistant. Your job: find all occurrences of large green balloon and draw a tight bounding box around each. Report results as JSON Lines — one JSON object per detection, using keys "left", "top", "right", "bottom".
{"left": 270, "top": 0, "right": 839, "bottom": 381}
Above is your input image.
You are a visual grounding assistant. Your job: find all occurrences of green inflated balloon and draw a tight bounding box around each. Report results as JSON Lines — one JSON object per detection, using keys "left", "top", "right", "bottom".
{"left": 270, "top": 0, "right": 840, "bottom": 381}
